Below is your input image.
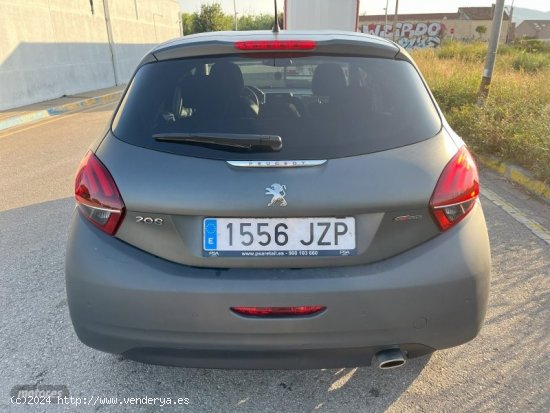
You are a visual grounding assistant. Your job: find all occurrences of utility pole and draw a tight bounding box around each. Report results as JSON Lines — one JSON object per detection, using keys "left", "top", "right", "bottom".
{"left": 477, "top": 0, "right": 505, "bottom": 104}
{"left": 392, "top": 0, "right": 399, "bottom": 42}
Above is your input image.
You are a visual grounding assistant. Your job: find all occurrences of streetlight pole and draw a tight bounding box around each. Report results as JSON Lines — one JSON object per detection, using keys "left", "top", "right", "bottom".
{"left": 384, "top": 0, "right": 389, "bottom": 38}
{"left": 101, "top": 0, "right": 119, "bottom": 86}
{"left": 233, "top": 0, "right": 238, "bottom": 31}
{"left": 392, "top": 0, "right": 399, "bottom": 42}
{"left": 477, "top": 0, "right": 505, "bottom": 104}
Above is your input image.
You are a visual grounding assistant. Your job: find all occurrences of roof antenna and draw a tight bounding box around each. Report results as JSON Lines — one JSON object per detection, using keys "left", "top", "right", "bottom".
{"left": 272, "top": 0, "right": 280, "bottom": 33}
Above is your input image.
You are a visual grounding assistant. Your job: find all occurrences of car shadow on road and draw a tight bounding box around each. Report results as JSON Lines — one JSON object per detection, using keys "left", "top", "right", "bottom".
{"left": 100, "top": 353, "right": 431, "bottom": 412}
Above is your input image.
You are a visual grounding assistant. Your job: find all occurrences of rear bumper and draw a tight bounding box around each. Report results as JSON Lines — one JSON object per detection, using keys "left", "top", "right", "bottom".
{"left": 65, "top": 203, "right": 491, "bottom": 369}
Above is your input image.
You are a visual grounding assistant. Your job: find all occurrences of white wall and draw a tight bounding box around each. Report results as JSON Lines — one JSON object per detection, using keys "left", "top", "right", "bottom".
{"left": 0, "top": 0, "right": 180, "bottom": 110}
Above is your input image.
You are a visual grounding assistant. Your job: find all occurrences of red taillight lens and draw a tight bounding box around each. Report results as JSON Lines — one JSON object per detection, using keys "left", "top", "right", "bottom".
{"left": 74, "top": 151, "right": 125, "bottom": 236}
{"left": 231, "top": 306, "right": 326, "bottom": 317}
{"left": 430, "top": 146, "right": 480, "bottom": 231}
{"left": 235, "top": 40, "right": 316, "bottom": 51}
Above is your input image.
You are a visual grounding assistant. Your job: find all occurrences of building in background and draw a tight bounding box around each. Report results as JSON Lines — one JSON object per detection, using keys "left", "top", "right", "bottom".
{"left": 359, "top": 6, "right": 511, "bottom": 49}
{"left": 515, "top": 20, "right": 550, "bottom": 40}
{"left": 0, "top": 0, "right": 180, "bottom": 110}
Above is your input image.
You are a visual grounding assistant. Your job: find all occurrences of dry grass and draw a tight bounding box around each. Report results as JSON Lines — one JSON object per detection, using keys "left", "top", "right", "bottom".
{"left": 412, "top": 42, "right": 550, "bottom": 184}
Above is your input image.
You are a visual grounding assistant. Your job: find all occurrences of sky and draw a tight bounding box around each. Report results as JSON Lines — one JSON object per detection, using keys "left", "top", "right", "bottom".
{"left": 178, "top": 0, "right": 550, "bottom": 15}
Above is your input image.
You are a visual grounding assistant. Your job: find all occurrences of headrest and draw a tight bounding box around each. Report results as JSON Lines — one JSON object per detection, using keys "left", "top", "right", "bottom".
{"left": 311, "top": 63, "right": 347, "bottom": 97}
{"left": 209, "top": 62, "right": 245, "bottom": 95}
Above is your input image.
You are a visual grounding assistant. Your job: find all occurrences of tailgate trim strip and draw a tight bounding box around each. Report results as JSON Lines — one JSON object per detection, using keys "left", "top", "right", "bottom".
{"left": 227, "top": 160, "right": 326, "bottom": 168}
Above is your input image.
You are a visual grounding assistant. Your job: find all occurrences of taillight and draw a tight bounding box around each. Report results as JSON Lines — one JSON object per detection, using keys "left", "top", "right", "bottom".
{"left": 231, "top": 306, "right": 326, "bottom": 318}
{"left": 74, "top": 151, "right": 125, "bottom": 236}
{"left": 430, "top": 146, "right": 480, "bottom": 231}
{"left": 235, "top": 40, "right": 316, "bottom": 51}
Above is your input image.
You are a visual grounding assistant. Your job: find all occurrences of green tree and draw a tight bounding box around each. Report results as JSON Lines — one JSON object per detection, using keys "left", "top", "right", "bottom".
{"left": 192, "top": 3, "right": 233, "bottom": 33}
{"left": 475, "top": 25, "right": 487, "bottom": 39}
{"left": 181, "top": 12, "right": 194, "bottom": 35}
{"left": 180, "top": 5, "right": 285, "bottom": 35}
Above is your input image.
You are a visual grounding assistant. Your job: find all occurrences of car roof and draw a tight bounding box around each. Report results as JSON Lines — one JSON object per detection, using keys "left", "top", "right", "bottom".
{"left": 142, "top": 30, "right": 404, "bottom": 65}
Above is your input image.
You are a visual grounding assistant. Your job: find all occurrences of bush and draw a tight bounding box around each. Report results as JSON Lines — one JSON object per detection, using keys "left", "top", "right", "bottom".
{"left": 435, "top": 40, "right": 487, "bottom": 63}
{"left": 513, "top": 38, "right": 550, "bottom": 53}
{"left": 511, "top": 52, "right": 550, "bottom": 73}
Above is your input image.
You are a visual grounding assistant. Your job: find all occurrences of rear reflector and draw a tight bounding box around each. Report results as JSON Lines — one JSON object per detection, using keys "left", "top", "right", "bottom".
{"left": 74, "top": 151, "right": 125, "bottom": 236}
{"left": 235, "top": 40, "right": 316, "bottom": 51}
{"left": 231, "top": 306, "right": 326, "bottom": 317}
{"left": 430, "top": 146, "right": 480, "bottom": 231}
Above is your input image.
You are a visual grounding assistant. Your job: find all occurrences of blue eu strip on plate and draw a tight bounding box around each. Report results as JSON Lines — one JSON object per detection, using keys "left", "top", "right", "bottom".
{"left": 203, "top": 219, "right": 217, "bottom": 250}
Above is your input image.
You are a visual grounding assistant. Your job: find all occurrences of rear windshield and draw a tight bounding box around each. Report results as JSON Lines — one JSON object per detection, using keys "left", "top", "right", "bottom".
{"left": 112, "top": 54, "right": 441, "bottom": 160}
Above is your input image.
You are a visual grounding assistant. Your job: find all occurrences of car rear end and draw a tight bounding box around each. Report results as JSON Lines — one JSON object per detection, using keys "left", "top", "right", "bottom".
{"left": 65, "top": 31, "right": 491, "bottom": 369}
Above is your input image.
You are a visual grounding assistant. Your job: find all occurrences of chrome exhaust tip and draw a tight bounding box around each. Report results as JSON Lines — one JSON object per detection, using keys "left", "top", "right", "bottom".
{"left": 374, "top": 348, "right": 406, "bottom": 369}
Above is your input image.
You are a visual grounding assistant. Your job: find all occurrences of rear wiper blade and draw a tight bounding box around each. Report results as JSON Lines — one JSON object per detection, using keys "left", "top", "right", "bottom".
{"left": 153, "top": 133, "right": 282, "bottom": 152}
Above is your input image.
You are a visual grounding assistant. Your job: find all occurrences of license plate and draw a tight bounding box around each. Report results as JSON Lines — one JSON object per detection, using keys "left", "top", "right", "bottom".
{"left": 203, "top": 217, "right": 356, "bottom": 257}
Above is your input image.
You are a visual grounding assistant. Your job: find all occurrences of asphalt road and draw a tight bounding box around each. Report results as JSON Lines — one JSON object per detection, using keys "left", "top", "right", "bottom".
{"left": 0, "top": 103, "right": 549, "bottom": 413}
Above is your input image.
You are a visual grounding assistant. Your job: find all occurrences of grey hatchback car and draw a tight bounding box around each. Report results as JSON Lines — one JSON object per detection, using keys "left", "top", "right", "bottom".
{"left": 65, "top": 31, "right": 491, "bottom": 369}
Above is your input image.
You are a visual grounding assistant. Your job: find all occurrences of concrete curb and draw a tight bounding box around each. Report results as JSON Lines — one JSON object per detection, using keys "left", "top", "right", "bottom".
{"left": 0, "top": 92, "right": 122, "bottom": 132}
{"left": 477, "top": 154, "right": 550, "bottom": 203}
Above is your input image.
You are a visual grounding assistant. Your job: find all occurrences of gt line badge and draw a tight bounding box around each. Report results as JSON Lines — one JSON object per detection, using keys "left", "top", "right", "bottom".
{"left": 265, "top": 183, "right": 287, "bottom": 207}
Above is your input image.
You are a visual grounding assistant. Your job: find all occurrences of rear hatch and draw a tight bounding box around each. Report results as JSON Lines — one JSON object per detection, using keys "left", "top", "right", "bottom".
{"left": 93, "top": 37, "right": 458, "bottom": 268}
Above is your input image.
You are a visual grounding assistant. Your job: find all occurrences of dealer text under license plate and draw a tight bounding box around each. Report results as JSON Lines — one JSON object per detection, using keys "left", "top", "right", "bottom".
{"left": 203, "top": 217, "right": 356, "bottom": 257}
